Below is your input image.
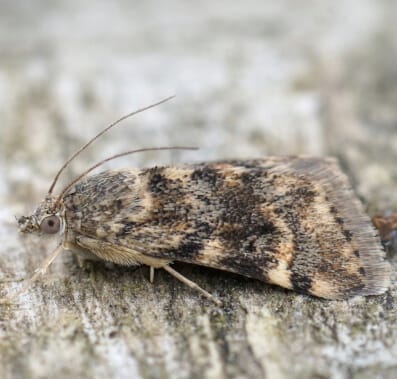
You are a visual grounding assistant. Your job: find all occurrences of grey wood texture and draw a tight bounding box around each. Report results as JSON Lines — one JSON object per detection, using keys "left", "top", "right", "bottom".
{"left": 0, "top": 1, "right": 396, "bottom": 378}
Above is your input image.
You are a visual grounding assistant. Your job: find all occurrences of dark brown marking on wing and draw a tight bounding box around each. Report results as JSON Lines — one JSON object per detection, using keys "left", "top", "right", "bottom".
{"left": 116, "top": 221, "right": 137, "bottom": 237}
{"left": 343, "top": 230, "right": 353, "bottom": 241}
{"left": 175, "top": 236, "right": 204, "bottom": 259}
{"left": 190, "top": 166, "right": 220, "bottom": 184}
{"left": 290, "top": 273, "right": 312, "bottom": 293}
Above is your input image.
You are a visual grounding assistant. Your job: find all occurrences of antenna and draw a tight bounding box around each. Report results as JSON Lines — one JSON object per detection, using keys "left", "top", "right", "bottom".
{"left": 48, "top": 95, "right": 175, "bottom": 194}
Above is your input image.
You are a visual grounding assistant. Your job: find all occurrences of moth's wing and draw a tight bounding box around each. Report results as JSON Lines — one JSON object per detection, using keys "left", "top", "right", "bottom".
{"left": 63, "top": 158, "right": 391, "bottom": 299}
{"left": 150, "top": 157, "right": 390, "bottom": 299}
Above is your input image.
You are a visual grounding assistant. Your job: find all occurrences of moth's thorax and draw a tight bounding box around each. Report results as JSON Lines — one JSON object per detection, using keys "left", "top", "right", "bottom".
{"left": 62, "top": 170, "right": 145, "bottom": 236}
{"left": 18, "top": 195, "right": 65, "bottom": 236}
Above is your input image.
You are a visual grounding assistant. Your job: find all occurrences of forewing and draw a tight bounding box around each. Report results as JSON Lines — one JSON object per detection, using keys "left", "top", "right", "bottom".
{"left": 63, "top": 158, "right": 390, "bottom": 299}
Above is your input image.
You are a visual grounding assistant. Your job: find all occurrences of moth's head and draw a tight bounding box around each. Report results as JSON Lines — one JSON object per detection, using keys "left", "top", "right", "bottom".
{"left": 18, "top": 196, "right": 64, "bottom": 236}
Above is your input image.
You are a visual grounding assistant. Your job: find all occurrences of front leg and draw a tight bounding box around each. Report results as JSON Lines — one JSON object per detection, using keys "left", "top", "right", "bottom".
{"left": 73, "top": 235, "right": 169, "bottom": 283}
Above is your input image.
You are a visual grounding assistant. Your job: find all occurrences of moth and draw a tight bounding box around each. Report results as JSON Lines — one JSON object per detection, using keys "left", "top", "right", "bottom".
{"left": 5, "top": 97, "right": 391, "bottom": 305}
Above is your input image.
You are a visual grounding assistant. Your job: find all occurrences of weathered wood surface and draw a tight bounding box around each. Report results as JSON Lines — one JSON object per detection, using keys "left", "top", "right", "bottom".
{"left": 0, "top": 1, "right": 396, "bottom": 378}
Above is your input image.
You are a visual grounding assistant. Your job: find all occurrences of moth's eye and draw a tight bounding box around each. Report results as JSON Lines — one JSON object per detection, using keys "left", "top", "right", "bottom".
{"left": 40, "top": 215, "right": 61, "bottom": 234}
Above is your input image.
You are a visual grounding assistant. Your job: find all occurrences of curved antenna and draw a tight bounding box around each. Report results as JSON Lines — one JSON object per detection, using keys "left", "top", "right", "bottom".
{"left": 54, "top": 146, "right": 198, "bottom": 207}
{"left": 48, "top": 95, "right": 175, "bottom": 195}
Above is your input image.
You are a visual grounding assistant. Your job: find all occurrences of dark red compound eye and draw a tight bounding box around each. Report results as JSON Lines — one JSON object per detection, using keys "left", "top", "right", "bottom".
{"left": 40, "top": 215, "right": 61, "bottom": 234}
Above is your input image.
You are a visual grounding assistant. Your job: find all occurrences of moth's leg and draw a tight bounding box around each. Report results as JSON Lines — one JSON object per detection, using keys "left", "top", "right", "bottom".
{"left": 75, "top": 236, "right": 169, "bottom": 268}
{"left": 163, "top": 265, "right": 222, "bottom": 306}
{"left": 0, "top": 243, "right": 64, "bottom": 304}
{"left": 75, "top": 236, "right": 140, "bottom": 266}
{"left": 150, "top": 266, "right": 155, "bottom": 283}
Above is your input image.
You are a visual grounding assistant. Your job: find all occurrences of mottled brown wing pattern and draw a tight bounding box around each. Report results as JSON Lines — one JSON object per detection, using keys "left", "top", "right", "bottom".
{"left": 63, "top": 157, "right": 390, "bottom": 299}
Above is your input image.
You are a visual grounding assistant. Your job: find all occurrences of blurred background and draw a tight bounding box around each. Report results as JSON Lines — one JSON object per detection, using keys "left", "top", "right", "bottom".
{"left": 1, "top": 0, "right": 396, "bottom": 215}
{"left": 0, "top": 1, "right": 396, "bottom": 378}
